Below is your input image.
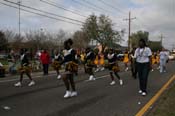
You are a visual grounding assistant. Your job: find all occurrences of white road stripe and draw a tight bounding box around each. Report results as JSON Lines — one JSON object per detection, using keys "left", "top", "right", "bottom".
{"left": 84, "top": 75, "right": 110, "bottom": 82}
{"left": 0, "top": 74, "right": 56, "bottom": 83}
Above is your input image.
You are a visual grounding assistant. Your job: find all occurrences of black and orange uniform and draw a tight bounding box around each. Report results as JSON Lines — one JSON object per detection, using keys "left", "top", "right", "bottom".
{"left": 107, "top": 50, "right": 122, "bottom": 83}
{"left": 52, "top": 53, "right": 63, "bottom": 77}
{"left": 17, "top": 49, "right": 34, "bottom": 83}
{"left": 62, "top": 47, "right": 78, "bottom": 93}
{"left": 84, "top": 50, "right": 95, "bottom": 76}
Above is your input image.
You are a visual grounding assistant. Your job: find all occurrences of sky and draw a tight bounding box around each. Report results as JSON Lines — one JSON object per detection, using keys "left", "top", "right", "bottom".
{"left": 0, "top": 0, "right": 175, "bottom": 50}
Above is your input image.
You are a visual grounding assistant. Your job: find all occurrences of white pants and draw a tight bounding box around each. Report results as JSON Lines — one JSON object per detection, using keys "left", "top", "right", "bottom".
{"left": 159, "top": 59, "right": 166, "bottom": 73}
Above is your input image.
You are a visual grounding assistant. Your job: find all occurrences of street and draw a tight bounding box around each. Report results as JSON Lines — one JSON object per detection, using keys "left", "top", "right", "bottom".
{"left": 0, "top": 61, "right": 174, "bottom": 116}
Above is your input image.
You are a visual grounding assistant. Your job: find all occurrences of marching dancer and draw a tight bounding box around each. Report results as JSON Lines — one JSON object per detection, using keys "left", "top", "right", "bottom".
{"left": 107, "top": 48, "right": 123, "bottom": 86}
{"left": 84, "top": 47, "right": 96, "bottom": 81}
{"left": 123, "top": 50, "right": 129, "bottom": 71}
{"left": 52, "top": 50, "right": 63, "bottom": 79}
{"left": 151, "top": 52, "right": 158, "bottom": 72}
{"left": 14, "top": 49, "right": 35, "bottom": 87}
{"left": 61, "top": 39, "right": 78, "bottom": 98}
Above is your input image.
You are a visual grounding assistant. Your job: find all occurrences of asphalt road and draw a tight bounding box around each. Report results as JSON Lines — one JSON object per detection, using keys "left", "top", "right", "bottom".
{"left": 0, "top": 61, "right": 175, "bottom": 116}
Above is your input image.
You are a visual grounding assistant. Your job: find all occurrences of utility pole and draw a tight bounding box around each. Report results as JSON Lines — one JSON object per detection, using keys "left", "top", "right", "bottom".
{"left": 124, "top": 11, "right": 136, "bottom": 51}
{"left": 18, "top": 0, "right": 21, "bottom": 39}
{"left": 160, "top": 34, "right": 165, "bottom": 47}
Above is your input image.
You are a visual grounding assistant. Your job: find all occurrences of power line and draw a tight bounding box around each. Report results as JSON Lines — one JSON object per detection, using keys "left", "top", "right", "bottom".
{"left": 0, "top": 1, "right": 82, "bottom": 26}
{"left": 98, "top": 0, "right": 127, "bottom": 15}
{"left": 4, "top": 0, "right": 84, "bottom": 24}
{"left": 40, "top": 0, "right": 87, "bottom": 18}
{"left": 82, "top": 0, "right": 110, "bottom": 13}
{"left": 71, "top": 0, "right": 127, "bottom": 27}
{"left": 71, "top": 0, "right": 102, "bottom": 14}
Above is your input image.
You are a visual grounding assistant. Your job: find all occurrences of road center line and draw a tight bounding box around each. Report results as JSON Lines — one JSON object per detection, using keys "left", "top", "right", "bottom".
{"left": 135, "top": 75, "right": 175, "bottom": 116}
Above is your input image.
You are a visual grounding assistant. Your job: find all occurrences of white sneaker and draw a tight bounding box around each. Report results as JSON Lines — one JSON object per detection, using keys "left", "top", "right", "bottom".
{"left": 142, "top": 92, "right": 147, "bottom": 96}
{"left": 64, "top": 91, "right": 71, "bottom": 98}
{"left": 138, "top": 90, "right": 142, "bottom": 94}
{"left": 100, "top": 67, "right": 105, "bottom": 71}
{"left": 89, "top": 75, "right": 95, "bottom": 81}
{"left": 119, "top": 80, "right": 123, "bottom": 85}
{"left": 95, "top": 68, "right": 99, "bottom": 72}
{"left": 157, "top": 66, "right": 160, "bottom": 70}
{"left": 57, "top": 75, "right": 61, "bottom": 79}
{"left": 110, "top": 81, "right": 116, "bottom": 85}
{"left": 92, "top": 77, "right": 96, "bottom": 81}
{"left": 14, "top": 82, "right": 22, "bottom": 87}
{"left": 28, "top": 81, "right": 35, "bottom": 86}
{"left": 125, "top": 67, "right": 129, "bottom": 72}
{"left": 71, "top": 91, "right": 78, "bottom": 97}
{"left": 151, "top": 69, "right": 154, "bottom": 72}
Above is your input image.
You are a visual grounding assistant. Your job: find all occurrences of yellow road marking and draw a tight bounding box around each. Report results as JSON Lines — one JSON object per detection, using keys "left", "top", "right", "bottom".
{"left": 136, "top": 75, "right": 175, "bottom": 116}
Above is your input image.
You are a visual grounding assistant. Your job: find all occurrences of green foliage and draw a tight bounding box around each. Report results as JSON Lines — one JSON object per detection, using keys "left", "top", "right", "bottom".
{"left": 148, "top": 41, "right": 162, "bottom": 52}
{"left": 72, "top": 31, "right": 90, "bottom": 48}
{"left": 130, "top": 31, "right": 149, "bottom": 47}
{"left": 0, "top": 31, "right": 9, "bottom": 51}
{"left": 82, "top": 14, "right": 123, "bottom": 52}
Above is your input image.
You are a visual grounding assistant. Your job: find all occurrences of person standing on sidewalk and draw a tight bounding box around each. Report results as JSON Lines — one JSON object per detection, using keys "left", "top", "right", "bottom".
{"left": 14, "top": 49, "right": 35, "bottom": 87}
{"left": 40, "top": 49, "right": 50, "bottom": 75}
{"left": 159, "top": 47, "right": 168, "bottom": 73}
{"left": 134, "top": 39, "right": 152, "bottom": 96}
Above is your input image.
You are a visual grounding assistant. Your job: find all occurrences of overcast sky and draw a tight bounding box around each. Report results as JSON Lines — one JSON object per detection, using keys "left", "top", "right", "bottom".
{"left": 0, "top": 0, "right": 175, "bottom": 49}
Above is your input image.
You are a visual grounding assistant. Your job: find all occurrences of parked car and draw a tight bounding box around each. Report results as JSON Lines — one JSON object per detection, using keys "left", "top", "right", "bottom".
{"left": 169, "top": 55, "right": 175, "bottom": 60}
{"left": 0, "top": 54, "right": 8, "bottom": 59}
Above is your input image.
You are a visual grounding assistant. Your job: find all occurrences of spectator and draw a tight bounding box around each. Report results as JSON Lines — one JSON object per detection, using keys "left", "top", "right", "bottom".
{"left": 0, "top": 62, "right": 5, "bottom": 77}
{"left": 40, "top": 49, "right": 50, "bottom": 75}
{"left": 159, "top": 48, "right": 168, "bottom": 73}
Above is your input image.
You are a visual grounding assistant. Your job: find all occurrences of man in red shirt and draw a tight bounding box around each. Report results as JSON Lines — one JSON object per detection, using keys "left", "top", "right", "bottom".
{"left": 40, "top": 49, "right": 50, "bottom": 75}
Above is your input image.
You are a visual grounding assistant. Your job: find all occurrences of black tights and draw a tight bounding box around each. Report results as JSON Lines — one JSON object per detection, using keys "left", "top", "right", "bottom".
{"left": 110, "top": 71, "right": 121, "bottom": 81}
{"left": 62, "top": 74, "right": 76, "bottom": 91}
{"left": 56, "top": 70, "right": 60, "bottom": 75}
{"left": 20, "top": 72, "right": 33, "bottom": 82}
{"left": 87, "top": 67, "right": 94, "bottom": 76}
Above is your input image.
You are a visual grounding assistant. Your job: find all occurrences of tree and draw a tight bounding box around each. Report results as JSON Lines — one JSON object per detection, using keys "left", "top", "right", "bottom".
{"left": 82, "top": 14, "right": 99, "bottom": 42}
{"left": 72, "top": 30, "right": 90, "bottom": 49}
{"left": 10, "top": 34, "right": 24, "bottom": 51}
{"left": 148, "top": 41, "right": 162, "bottom": 52}
{"left": 83, "top": 14, "right": 123, "bottom": 53}
{"left": 130, "top": 31, "right": 149, "bottom": 47}
{"left": 0, "top": 31, "right": 8, "bottom": 51}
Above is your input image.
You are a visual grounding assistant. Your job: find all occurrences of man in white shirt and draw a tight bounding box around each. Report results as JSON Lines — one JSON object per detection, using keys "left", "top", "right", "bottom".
{"left": 134, "top": 39, "right": 152, "bottom": 96}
